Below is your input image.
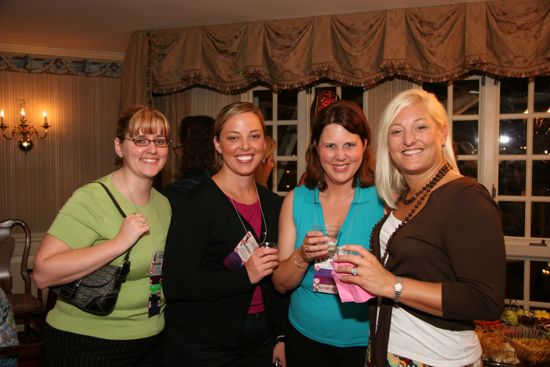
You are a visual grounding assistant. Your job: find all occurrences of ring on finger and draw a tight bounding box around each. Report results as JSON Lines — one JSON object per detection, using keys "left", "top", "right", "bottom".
{"left": 351, "top": 267, "right": 357, "bottom": 276}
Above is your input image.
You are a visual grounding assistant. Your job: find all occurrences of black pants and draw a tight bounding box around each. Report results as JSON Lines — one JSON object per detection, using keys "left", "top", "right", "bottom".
{"left": 163, "top": 312, "right": 273, "bottom": 367}
{"left": 43, "top": 323, "right": 162, "bottom": 367}
{"left": 285, "top": 323, "right": 367, "bottom": 367}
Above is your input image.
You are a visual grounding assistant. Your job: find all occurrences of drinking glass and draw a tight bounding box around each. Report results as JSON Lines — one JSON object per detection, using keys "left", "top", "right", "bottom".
{"left": 313, "top": 224, "right": 341, "bottom": 258}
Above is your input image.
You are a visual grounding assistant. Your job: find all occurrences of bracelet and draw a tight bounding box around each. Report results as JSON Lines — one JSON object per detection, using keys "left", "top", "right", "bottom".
{"left": 292, "top": 253, "right": 307, "bottom": 270}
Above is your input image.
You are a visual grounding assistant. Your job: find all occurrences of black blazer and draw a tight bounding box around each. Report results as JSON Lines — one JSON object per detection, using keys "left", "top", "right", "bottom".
{"left": 163, "top": 178, "right": 286, "bottom": 347}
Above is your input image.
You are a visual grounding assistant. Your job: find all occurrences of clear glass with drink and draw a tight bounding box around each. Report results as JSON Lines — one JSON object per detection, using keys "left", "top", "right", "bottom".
{"left": 313, "top": 224, "right": 341, "bottom": 258}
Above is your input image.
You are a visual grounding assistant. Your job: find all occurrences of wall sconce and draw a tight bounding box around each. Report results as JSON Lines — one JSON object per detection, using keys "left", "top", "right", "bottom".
{"left": 0, "top": 99, "right": 51, "bottom": 152}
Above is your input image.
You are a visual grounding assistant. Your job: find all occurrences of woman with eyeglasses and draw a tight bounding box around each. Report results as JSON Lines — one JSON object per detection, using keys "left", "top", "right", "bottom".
{"left": 163, "top": 102, "right": 287, "bottom": 367}
{"left": 33, "top": 105, "right": 172, "bottom": 367}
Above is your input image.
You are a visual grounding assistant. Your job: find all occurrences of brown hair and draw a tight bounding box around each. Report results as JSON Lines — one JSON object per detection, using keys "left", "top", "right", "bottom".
{"left": 304, "top": 100, "right": 375, "bottom": 190}
{"left": 115, "top": 105, "right": 170, "bottom": 165}
{"left": 178, "top": 115, "right": 216, "bottom": 176}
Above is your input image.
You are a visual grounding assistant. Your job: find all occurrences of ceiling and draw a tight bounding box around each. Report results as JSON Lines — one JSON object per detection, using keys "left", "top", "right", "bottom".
{"left": 0, "top": 0, "right": 476, "bottom": 60}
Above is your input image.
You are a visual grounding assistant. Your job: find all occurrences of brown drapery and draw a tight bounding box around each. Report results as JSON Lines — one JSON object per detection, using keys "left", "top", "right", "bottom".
{"left": 120, "top": 0, "right": 550, "bottom": 109}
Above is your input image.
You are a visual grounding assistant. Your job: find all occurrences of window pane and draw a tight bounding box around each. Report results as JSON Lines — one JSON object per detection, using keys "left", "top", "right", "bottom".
{"left": 423, "top": 82, "right": 447, "bottom": 106}
{"left": 534, "top": 76, "right": 550, "bottom": 113}
{"left": 530, "top": 261, "right": 550, "bottom": 303}
{"left": 277, "top": 90, "right": 298, "bottom": 120}
{"left": 532, "top": 161, "right": 550, "bottom": 196}
{"left": 499, "top": 119, "right": 527, "bottom": 155}
{"left": 277, "top": 161, "right": 297, "bottom": 192}
{"left": 532, "top": 202, "right": 550, "bottom": 237}
{"left": 533, "top": 117, "right": 550, "bottom": 155}
{"left": 500, "top": 78, "right": 528, "bottom": 114}
{"left": 453, "top": 80, "right": 479, "bottom": 115}
{"left": 253, "top": 90, "right": 273, "bottom": 120}
{"left": 499, "top": 161, "right": 526, "bottom": 195}
{"left": 457, "top": 160, "right": 477, "bottom": 179}
{"left": 499, "top": 201, "right": 525, "bottom": 236}
{"left": 453, "top": 120, "right": 478, "bottom": 155}
{"left": 277, "top": 125, "right": 297, "bottom": 156}
{"left": 341, "top": 86, "right": 364, "bottom": 109}
{"left": 265, "top": 125, "right": 273, "bottom": 137}
{"left": 506, "top": 260, "right": 524, "bottom": 300}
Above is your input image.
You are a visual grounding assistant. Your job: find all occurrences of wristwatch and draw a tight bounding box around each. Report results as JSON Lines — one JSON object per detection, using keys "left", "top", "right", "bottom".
{"left": 394, "top": 276, "right": 404, "bottom": 303}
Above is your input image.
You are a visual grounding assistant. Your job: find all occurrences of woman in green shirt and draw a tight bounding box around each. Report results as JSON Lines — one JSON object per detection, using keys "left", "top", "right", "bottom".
{"left": 33, "top": 105, "right": 172, "bottom": 367}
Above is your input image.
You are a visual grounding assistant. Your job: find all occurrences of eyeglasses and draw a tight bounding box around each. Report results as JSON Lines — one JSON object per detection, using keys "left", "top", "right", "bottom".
{"left": 125, "top": 137, "right": 171, "bottom": 147}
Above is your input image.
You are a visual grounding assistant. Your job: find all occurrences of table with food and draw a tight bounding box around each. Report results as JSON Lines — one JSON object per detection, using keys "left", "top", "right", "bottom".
{"left": 476, "top": 307, "right": 550, "bottom": 366}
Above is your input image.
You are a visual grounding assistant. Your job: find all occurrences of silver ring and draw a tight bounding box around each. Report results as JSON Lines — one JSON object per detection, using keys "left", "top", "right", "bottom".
{"left": 351, "top": 267, "right": 357, "bottom": 276}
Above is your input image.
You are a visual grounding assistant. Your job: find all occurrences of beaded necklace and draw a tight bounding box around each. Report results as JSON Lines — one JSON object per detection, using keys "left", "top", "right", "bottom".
{"left": 370, "top": 164, "right": 450, "bottom": 265}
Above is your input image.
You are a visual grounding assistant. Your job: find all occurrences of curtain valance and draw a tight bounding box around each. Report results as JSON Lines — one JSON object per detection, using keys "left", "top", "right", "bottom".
{"left": 0, "top": 54, "right": 122, "bottom": 78}
{"left": 121, "top": 0, "right": 550, "bottom": 108}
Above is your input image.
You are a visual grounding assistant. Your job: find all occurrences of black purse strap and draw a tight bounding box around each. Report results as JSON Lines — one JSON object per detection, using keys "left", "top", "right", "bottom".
{"left": 96, "top": 182, "right": 132, "bottom": 262}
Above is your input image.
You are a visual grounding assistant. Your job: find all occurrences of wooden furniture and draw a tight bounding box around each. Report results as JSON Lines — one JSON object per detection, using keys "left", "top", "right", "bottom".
{"left": 0, "top": 219, "right": 45, "bottom": 334}
{"left": 0, "top": 342, "right": 45, "bottom": 367}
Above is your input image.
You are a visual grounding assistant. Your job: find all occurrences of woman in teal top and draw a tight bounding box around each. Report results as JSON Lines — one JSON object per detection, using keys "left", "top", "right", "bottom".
{"left": 33, "top": 106, "right": 171, "bottom": 367}
{"left": 273, "top": 100, "right": 384, "bottom": 367}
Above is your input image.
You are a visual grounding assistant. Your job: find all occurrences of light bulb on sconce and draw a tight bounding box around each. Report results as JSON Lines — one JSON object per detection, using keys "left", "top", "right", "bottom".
{"left": 0, "top": 99, "right": 51, "bottom": 152}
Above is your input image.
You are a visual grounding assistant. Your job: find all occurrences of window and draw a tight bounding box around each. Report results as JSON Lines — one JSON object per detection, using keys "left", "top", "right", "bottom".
{"left": 246, "top": 77, "right": 549, "bottom": 308}
{"left": 251, "top": 88, "right": 305, "bottom": 195}
{"left": 424, "top": 76, "right": 550, "bottom": 310}
{"left": 498, "top": 77, "right": 550, "bottom": 239}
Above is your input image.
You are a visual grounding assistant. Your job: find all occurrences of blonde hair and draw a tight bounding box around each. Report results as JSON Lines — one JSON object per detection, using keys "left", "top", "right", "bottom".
{"left": 375, "top": 88, "right": 459, "bottom": 208}
{"left": 255, "top": 136, "right": 276, "bottom": 186}
{"left": 115, "top": 105, "right": 170, "bottom": 165}
{"left": 213, "top": 102, "right": 266, "bottom": 170}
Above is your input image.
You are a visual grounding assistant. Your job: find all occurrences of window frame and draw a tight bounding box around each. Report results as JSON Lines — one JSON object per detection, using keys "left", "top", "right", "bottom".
{"left": 244, "top": 77, "right": 550, "bottom": 309}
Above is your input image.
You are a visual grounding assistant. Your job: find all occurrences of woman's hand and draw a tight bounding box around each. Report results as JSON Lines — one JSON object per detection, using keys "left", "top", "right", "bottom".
{"left": 114, "top": 213, "right": 150, "bottom": 251}
{"left": 298, "top": 230, "right": 329, "bottom": 263}
{"left": 273, "top": 340, "right": 286, "bottom": 367}
{"left": 245, "top": 246, "right": 279, "bottom": 284}
{"left": 333, "top": 244, "right": 395, "bottom": 298}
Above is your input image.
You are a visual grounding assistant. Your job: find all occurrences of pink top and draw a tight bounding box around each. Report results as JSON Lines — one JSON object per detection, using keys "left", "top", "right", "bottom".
{"left": 231, "top": 198, "right": 265, "bottom": 314}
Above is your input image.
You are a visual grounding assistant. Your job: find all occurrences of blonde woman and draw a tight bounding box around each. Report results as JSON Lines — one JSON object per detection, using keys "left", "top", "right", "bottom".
{"left": 335, "top": 89, "right": 505, "bottom": 367}
{"left": 163, "top": 102, "right": 287, "bottom": 366}
{"left": 255, "top": 135, "right": 276, "bottom": 187}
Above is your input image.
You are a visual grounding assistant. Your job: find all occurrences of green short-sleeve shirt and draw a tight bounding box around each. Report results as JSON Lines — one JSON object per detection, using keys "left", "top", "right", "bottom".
{"left": 46, "top": 174, "right": 171, "bottom": 340}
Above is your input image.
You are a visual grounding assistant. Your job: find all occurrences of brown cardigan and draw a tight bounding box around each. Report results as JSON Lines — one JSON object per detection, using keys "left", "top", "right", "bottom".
{"left": 369, "top": 177, "right": 505, "bottom": 366}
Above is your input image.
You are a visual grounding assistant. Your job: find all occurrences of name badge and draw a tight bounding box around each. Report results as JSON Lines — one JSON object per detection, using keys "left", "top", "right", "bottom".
{"left": 313, "top": 257, "right": 337, "bottom": 294}
{"left": 148, "top": 250, "right": 164, "bottom": 317}
{"left": 223, "top": 231, "right": 259, "bottom": 269}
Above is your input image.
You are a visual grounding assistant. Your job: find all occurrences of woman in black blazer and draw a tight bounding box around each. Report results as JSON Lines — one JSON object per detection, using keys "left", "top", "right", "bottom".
{"left": 163, "top": 102, "right": 287, "bottom": 367}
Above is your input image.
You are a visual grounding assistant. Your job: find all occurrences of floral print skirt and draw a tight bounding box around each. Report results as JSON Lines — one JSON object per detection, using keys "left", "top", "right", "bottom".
{"left": 386, "top": 353, "right": 482, "bottom": 367}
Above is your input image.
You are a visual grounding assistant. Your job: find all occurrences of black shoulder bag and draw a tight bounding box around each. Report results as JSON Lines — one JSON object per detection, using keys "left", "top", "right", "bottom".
{"left": 51, "top": 182, "right": 134, "bottom": 316}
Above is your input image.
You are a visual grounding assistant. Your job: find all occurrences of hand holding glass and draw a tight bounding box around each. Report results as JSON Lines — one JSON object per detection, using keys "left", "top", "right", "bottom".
{"left": 313, "top": 224, "right": 341, "bottom": 258}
